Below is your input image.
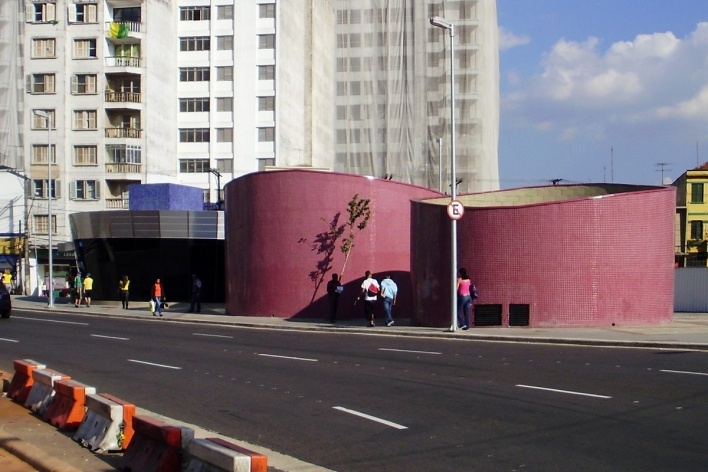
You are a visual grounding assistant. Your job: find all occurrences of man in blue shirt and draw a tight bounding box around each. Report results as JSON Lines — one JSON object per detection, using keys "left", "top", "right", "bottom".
{"left": 380, "top": 274, "right": 398, "bottom": 327}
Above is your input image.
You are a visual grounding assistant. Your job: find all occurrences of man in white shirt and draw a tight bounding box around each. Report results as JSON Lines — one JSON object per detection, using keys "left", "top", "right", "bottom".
{"left": 357, "top": 270, "right": 380, "bottom": 327}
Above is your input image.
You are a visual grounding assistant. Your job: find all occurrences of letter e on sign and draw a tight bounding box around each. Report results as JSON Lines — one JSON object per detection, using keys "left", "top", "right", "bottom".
{"left": 447, "top": 200, "right": 464, "bottom": 220}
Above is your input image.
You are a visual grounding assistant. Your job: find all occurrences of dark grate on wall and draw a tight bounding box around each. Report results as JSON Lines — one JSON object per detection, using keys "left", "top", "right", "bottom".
{"left": 474, "top": 304, "right": 502, "bottom": 326}
{"left": 509, "top": 304, "right": 530, "bottom": 326}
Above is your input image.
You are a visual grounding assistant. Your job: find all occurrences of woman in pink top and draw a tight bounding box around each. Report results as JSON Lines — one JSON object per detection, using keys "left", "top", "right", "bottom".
{"left": 457, "top": 268, "right": 472, "bottom": 330}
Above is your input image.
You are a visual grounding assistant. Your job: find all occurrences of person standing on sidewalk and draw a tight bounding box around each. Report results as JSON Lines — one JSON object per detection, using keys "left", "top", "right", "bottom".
{"left": 2, "top": 269, "right": 12, "bottom": 293}
{"left": 189, "top": 274, "right": 202, "bottom": 313}
{"left": 151, "top": 278, "right": 165, "bottom": 317}
{"left": 119, "top": 275, "right": 130, "bottom": 309}
{"left": 357, "top": 271, "right": 380, "bottom": 327}
{"left": 456, "top": 268, "right": 473, "bottom": 330}
{"left": 326, "top": 273, "right": 343, "bottom": 323}
{"left": 82, "top": 273, "right": 94, "bottom": 307}
{"left": 73, "top": 272, "right": 83, "bottom": 308}
{"left": 380, "top": 274, "right": 398, "bottom": 327}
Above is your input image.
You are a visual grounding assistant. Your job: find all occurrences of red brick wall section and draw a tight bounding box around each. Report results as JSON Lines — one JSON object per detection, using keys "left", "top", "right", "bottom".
{"left": 412, "top": 185, "right": 676, "bottom": 327}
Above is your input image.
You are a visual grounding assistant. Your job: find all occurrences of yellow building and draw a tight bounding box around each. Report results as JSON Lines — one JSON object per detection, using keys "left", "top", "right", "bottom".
{"left": 673, "top": 162, "right": 708, "bottom": 267}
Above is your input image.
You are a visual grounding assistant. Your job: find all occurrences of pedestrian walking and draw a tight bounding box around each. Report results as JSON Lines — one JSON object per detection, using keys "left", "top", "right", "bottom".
{"left": 2, "top": 269, "right": 12, "bottom": 293}
{"left": 73, "top": 272, "right": 83, "bottom": 307}
{"left": 119, "top": 275, "right": 130, "bottom": 309}
{"left": 456, "top": 268, "right": 474, "bottom": 330}
{"left": 326, "top": 273, "right": 343, "bottom": 323}
{"left": 380, "top": 274, "right": 398, "bottom": 327}
{"left": 189, "top": 274, "right": 202, "bottom": 313}
{"left": 82, "top": 273, "right": 94, "bottom": 307}
{"left": 151, "top": 278, "right": 165, "bottom": 317}
{"left": 357, "top": 270, "right": 380, "bottom": 327}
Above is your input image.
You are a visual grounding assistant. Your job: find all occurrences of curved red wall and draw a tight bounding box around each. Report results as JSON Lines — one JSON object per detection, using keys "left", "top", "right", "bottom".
{"left": 224, "top": 170, "right": 441, "bottom": 319}
{"left": 412, "top": 185, "right": 676, "bottom": 327}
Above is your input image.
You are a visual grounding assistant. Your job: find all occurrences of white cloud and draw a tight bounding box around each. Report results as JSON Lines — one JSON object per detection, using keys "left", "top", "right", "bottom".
{"left": 503, "top": 22, "right": 708, "bottom": 139}
{"left": 499, "top": 26, "right": 530, "bottom": 50}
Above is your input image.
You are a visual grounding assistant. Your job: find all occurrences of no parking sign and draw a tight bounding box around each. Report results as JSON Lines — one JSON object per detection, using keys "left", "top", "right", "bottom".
{"left": 447, "top": 200, "right": 464, "bottom": 220}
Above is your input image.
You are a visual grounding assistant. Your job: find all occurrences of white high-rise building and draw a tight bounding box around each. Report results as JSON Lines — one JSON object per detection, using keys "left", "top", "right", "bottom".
{"left": 334, "top": 0, "right": 500, "bottom": 193}
{"left": 9, "top": 0, "right": 497, "bottom": 293}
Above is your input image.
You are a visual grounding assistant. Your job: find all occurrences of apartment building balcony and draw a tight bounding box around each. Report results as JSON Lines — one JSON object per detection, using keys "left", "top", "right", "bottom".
{"left": 105, "top": 127, "right": 142, "bottom": 139}
{"left": 105, "top": 197, "right": 130, "bottom": 209}
{"left": 105, "top": 162, "right": 141, "bottom": 174}
{"left": 105, "top": 21, "right": 144, "bottom": 42}
{"left": 105, "top": 56, "right": 142, "bottom": 69}
{"left": 105, "top": 91, "right": 141, "bottom": 103}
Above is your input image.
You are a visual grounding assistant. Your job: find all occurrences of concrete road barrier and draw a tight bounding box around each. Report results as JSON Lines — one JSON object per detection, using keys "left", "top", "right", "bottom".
{"left": 24, "top": 368, "right": 70, "bottom": 416}
{"left": 74, "top": 393, "right": 136, "bottom": 452}
{"left": 7, "top": 359, "right": 46, "bottom": 404}
{"left": 185, "top": 437, "right": 268, "bottom": 472}
{"left": 120, "top": 415, "right": 194, "bottom": 472}
{"left": 43, "top": 378, "right": 96, "bottom": 430}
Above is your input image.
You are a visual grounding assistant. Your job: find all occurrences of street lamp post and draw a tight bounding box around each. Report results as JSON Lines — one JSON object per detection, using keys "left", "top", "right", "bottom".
{"left": 430, "top": 16, "right": 458, "bottom": 331}
{"left": 33, "top": 110, "right": 53, "bottom": 307}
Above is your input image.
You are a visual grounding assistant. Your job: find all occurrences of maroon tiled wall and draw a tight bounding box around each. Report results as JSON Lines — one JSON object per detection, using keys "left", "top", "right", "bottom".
{"left": 412, "top": 186, "right": 676, "bottom": 327}
{"left": 224, "top": 170, "right": 441, "bottom": 319}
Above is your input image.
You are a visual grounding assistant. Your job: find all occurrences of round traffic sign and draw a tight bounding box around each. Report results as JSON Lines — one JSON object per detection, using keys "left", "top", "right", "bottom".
{"left": 447, "top": 200, "right": 464, "bottom": 220}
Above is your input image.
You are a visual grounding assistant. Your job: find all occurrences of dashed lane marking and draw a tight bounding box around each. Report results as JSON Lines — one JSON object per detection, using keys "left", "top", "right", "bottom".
{"left": 379, "top": 348, "right": 442, "bottom": 355}
{"left": 91, "top": 334, "right": 129, "bottom": 340}
{"left": 13, "top": 316, "right": 88, "bottom": 326}
{"left": 128, "top": 359, "right": 182, "bottom": 370}
{"left": 660, "top": 369, "right": 708, "bottom": 376}
{"left": 257, "top": 353, "right": 318, "bottom": 362}
{"left": 516, "top": 384, "right": 612, "bottom": 399}
{"left": 0, "top": 337, "right": 19, "bottom": 343}
{"left": 333, "top": 406, "right": 408, "bottom": 430}
{"left": 193, "top": 333, "right": 234, "bottom": 339}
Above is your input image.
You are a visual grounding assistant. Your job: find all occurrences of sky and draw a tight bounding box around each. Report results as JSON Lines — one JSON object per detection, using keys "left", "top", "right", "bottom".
{"left": 496, "top": 0, "right": 708, "bottom": 188}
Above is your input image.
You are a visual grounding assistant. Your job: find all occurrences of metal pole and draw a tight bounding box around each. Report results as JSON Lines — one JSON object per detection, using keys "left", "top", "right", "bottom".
{"left": 449, "top": 26, "right": 457, "bottom": 332}
{"left": 47, "top": 118, "right": 53, "bottom": 307}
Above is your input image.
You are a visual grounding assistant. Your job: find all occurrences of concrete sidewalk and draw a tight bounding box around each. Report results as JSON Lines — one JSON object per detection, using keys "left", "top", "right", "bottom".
{"left": 1, "top": 295, "right": 707, "bottom": 472}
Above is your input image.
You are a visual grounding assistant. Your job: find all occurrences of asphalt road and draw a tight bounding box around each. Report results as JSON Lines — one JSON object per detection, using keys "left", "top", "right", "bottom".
{"left": 1, "top": 308, "right": 706, "bottom": 472}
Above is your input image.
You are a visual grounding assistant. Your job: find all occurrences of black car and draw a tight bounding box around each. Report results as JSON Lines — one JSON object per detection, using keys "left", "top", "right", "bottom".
{"left": 0, "top": 283, "right": 11, "bottom": 318}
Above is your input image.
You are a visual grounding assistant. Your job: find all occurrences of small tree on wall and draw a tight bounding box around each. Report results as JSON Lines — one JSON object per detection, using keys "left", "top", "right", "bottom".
{"left": 339, "top": 194, "right": 372, "bottom": 279}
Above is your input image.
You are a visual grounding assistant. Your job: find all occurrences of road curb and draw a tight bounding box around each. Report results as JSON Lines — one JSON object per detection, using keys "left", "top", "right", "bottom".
{"left": 0, "top": 431, "right": 82, "bottom": 472}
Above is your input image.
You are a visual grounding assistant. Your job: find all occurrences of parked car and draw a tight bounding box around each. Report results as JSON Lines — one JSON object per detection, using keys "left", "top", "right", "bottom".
{"left": 0, "top": 283, "right": 11, "bottom": 318}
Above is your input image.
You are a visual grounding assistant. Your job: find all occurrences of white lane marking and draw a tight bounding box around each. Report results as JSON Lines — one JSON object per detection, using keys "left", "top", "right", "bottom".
{"left": 333, "top": 406, "right": 408, "bottom": 430}
{"left": 194, "top": 333, "right": 233, "bottom": 339}
{"left": 379, "top": 348, "right": 441, "bottom": 355}
{"left": 0, "top": 337, "right": 19, "bottom": 343}
{"left": 516, "top": 384, "right": 611, "bottom": 399}
{"left": 14, "top": 316, "right": 88, "bottom": 326}
{"left": 91, "top": 334, "right": 129, "bottom": 341}
{"left": 661, "top": 369, "right": 708, "bottom": 376}
{"left": 128, "top": 359, "right": 182, "bottom": 370}
{"left": 257, "top": 353, "right": 318, "bottom": 362}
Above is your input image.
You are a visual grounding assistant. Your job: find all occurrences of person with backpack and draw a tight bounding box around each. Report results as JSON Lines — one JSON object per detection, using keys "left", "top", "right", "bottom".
{"left": 357, "top": 270, "right": 380, "bottom": 327}
{"left": 457, "top": 267, "right": 478, "bottom": 330}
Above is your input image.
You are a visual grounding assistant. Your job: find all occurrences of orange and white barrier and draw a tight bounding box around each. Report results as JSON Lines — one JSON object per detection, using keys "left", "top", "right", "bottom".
{"left": 24, "top": 368, "right": 70, "bottom": 416}
{"left": 74, "top": 393, "right": 136, "bottom": 452}
{"left": 119, "top": 415, "right": 194, "bottom": 472}
{"left": 185, "top": 437, "right": 268, "bottom": 472}
{"left": 7, "top": 359, "right": 46, "bottom": 404}
{"left": 43, "top": 378, "right": 96, "bottom": 430}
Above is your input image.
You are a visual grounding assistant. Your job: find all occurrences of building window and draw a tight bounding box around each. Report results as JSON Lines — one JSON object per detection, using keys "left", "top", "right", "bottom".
{"left": 259, "top": 4, "right": 275, "bottom": 18}
{"left": 336, "top": 106, "right": 346, "bottom": 120}
{"left": 216, "top": 128, "right": 233, "bottom": 142}
{"left": 216, "top": 97, "right": 233, "bottom": 111}
{"left": 216, "top": 36, "right": 233, "bottom": 50}
{"left": 114, "top": 7, "right": 141, "bottom": 22}
{"left": 70, "top": 3, "right": 97, "bottom": 23}
{"left": 179, "top": 67, "right": 210, "bottom": 82}
{"left": 73, "top": 110, "right": 97, "bottom": 130}
{"left": 179, "top": 6, "right": 210, "bottom": 21}
{"left": 258, "top": 127, "right": 275, "bottom": 142}
{"left": 32, "top": 179, "right": 59, "bottom": 199}
{"left": 73, "top": 39, "right": 98, "bottom": 59}
{"left": 690, "top": 220, "right": 704, "bottom": 240}
{"left": 258, "top": 34, "right": 275, "bottom": 49}
{"left": 691, "top": 183, "right": 704, "bottom": 203}
{"left": 71, "top": 74, "right": 97, "bottom": 95}
{"left": 106, "top": 144, "right": 141, "bottom": 164}
{"left": 179, "top": 159, "right": 210, "bottom": 173}
{"left": 30, "top": 2, "right": 56, "bottom": 23}
{"left": 216, "top": 66, "right": 233, "bottom": 81}
{"left": 216, "top": 5, "right": 233, "bottom": 20}
{"left": 257, "top": 158, "right": 275, "bottom": 171}
{"left": 258, "top": 65, "right": 275, "bottom": 80}
{"left": 31, "top": 110, "right": 55, "bottom": 129}
{"left": 179, "top": 128, "right": 210, "bottom": 143}
{"left": 34, "top": 215, "right": 57, "bottom": 235}
{"left": 31, "top": 145, "right": 56, "bottom": 165}
{"left": 179, "top": 37, "right": 210, "bottom": 52}
{"left": 179, "top": 98, "right": 210, "bottom": 112}
{"left": 28, "top": 74, "right": 56, "bottom": 94}
{"left": 258, "top": 96, "right": 275, "bottom": 111}
{"left": 216, "top": 159, "right": 233, "bottom": 173}
{"left": 31, "top": 38, "right": 56, "bottom": 58}
{"left": 73, "top": 145, "right": 98, "bottom": 165}
{"left": 70, "top": 180, "right": 100, "bottom": 200}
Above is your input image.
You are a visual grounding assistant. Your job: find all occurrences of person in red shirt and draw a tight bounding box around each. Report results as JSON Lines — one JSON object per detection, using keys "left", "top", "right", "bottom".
{"left": 151, "top": 278, "right": 165, "bottom": 317}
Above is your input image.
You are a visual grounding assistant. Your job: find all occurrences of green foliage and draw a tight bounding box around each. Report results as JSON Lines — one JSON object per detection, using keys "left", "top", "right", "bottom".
{"left": 339, "top": 194, "right": 372, "bottom": 278}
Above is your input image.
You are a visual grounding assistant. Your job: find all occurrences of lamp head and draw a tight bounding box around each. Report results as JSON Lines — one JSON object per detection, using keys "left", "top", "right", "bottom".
{"left": 429, "top": 16, "right": 453, "bottom": 30}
